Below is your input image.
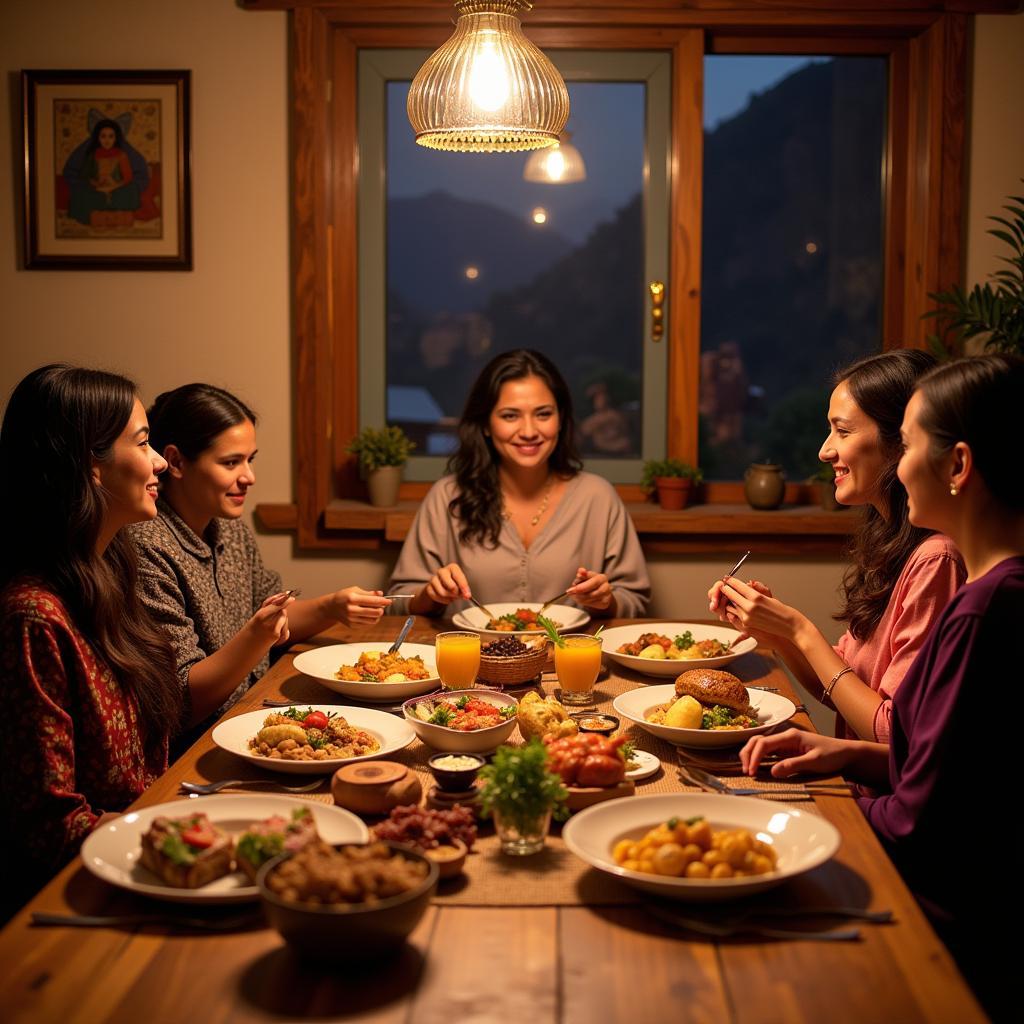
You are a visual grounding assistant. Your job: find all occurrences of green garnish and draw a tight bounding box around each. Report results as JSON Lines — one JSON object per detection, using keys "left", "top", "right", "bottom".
{"left": 479, "top": 739, "right": 568, "bottom": 829}
{"left": 428, "top": 705, "right": 456, "bottom": 727}
{"left": 666, "top": 816, "right": 680, "bottom": 830}
{"left": 538, "top": 614, "right": 566, "bottom": 648}
{"left": 455, "top": 695, "right": 472, "bottom": 710}
{"left": 237, "top": 832, "right": 284, "bottom": 869}
{"left": 159, "top": 832, "right": 196, "bottom": 866}
{"left": 702, "top": 705, "right": 735, "bottom": 729}
{"left": 620, "top": 740, "right": 637, "bottom": 764}
{"left": 305, "top": 728, "right": 329, "bottom": 750}
{"left": 674, "top": 631, "right": 695, "bottom": 649}
{"left": 498, "top": 705, "right": 517, "bottom": 720}
{"left": 685, "top": 815, "right": 704, "bottom": 826}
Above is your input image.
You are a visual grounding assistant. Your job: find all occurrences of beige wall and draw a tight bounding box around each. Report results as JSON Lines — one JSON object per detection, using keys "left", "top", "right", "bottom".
{"left": 2, "top": 3, "right": 1021, "bottom": 644}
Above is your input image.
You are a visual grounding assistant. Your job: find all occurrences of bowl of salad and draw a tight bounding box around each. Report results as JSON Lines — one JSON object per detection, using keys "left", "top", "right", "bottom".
{"left": 402, "top": 689, "right": 520, "bottom": 753}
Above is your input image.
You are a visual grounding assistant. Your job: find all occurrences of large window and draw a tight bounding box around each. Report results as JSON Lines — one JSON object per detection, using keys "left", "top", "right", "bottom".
{"left": 359, "top": 51, "right": 671, "bottom": 483}
{"left": 267, "top": 3, "right": 970, "bottom": 549}
{"left": 700, "top": 55, "right": 887, "bottom": 480}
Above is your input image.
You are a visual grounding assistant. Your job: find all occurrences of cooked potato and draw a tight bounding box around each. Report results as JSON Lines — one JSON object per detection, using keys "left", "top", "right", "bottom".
{"left": 664, "top": 695, "right": 702, "bottom": 729}
{"left": 383, "top": 672, "right": 408, "bottom": 682}
{"left": 639, "top": 644, "right": 667, "bottom": 660}
{"left": 256, "top": 724, "right": 308, "bottom": 747}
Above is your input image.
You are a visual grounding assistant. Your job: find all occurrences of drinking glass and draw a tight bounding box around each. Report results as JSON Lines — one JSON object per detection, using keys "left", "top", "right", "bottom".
{"left": 435, "top": 631, "right": 481, "bottom": 690}
{"left": 554, "top": 633, "right": 603, "bottom": 706}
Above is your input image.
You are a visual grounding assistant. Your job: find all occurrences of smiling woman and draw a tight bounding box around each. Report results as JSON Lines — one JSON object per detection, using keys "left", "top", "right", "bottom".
{"left": 129, "top": 384, "right": 391, "bottom": 740}
{"left": 390, "top": 349, "right": 650, "bottom": 617}
{"left": 0, "top": 365, "right": 181, "bottom": 907}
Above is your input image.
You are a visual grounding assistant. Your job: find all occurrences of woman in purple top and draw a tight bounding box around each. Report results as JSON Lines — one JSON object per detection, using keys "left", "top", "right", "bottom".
{"left": 740, "top": 353, "right": 1023, "bottom": 1020}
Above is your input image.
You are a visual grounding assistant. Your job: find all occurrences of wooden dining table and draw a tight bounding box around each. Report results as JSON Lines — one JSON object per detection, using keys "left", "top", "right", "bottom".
{"left": 1, "top": 617, "right": 986, "bottom": 1024}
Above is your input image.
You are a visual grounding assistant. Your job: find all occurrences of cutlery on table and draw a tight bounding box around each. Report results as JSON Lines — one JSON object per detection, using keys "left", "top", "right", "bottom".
{"left": 178, "top": 778, "right": 324, "bottom": 796}
{"left": 677, "top": 764, "right": 852, "bottom": 797}
{"left": 723, "top": 550, "right": 751, "bottom": 581}
{"left": 646, "top": 905, "right": 861, "bottom": 942}
{"left": 31, "top": 911, "right": 262, "bottom": 932}
{"left": 537, "top": 590, "right": 572, "bottom": 615}
{"left": 387, "top": 615, "right": 415, "bottom": 654}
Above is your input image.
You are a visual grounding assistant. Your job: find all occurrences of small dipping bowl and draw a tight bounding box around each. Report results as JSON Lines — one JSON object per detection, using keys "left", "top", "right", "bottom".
{"left": 570, "top": 712, "right": 620, "bottom": 736}
{"left": 428, "top": 751, "right": 486, "bottom": 792}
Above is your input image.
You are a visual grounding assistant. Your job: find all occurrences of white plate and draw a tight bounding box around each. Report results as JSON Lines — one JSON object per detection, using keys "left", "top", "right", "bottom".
{"left": 452, "top": 602, "right": 590, "bottom": 638}
{"left": 211, "top": 704, "right": 415, "bottom": 774}
{"left": 614, "top": 685, "right": 796, "bottom": 749}
{"left": 599, "top": 622, "right": 757, "bottom": 677}
{"left": 80, "top": 794, "right": 369, "bottom": 904}
{"left": 563, "top": 793, "right": 840, "bottom": 901}
{"left": 624, "top": 749, "right": 662, "bottom": 781}
{"left": 293, "top": 642, "right": 440, "bottom": 702}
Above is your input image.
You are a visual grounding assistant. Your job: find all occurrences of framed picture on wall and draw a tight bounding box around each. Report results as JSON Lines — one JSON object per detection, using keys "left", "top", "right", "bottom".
{"left": 21, "top": 69, "right": 192, "bottom": 270}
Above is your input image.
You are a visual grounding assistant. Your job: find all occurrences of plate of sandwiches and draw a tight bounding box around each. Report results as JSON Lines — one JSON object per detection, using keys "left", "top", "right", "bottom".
{"left": 80, "top": 795, "right": 368, "bottom": 903}
{"left": 613, "top": 669, "right": 796, "bottom": 748}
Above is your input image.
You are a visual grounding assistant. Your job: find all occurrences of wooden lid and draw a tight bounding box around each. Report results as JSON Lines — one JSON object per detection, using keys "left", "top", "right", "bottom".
{"left": 335, "top": 760, "right": 408, "bottom": 786}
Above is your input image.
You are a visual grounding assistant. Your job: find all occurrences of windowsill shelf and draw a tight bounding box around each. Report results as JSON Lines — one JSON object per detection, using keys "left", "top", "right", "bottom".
{"left": 255, "top": 500, "right": 856, "bottom": 555}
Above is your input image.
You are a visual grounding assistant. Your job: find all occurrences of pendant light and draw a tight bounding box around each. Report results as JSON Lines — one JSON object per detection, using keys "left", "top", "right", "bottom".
{"left": 407, "top": 1, "right": 569, "bottom": 153}
{"left": 523, "top": 131, "right": 587, "bottom": 183}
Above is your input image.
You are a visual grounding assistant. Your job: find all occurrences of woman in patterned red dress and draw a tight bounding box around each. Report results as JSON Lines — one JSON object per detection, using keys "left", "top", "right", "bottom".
{"left": 0, "top": 365, "right": 182, "bottom": 913}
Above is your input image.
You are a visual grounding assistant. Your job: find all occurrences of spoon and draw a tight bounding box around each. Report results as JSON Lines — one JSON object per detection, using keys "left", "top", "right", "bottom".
{"left": 387, "top": 615, "right": 416, "bottom": 654}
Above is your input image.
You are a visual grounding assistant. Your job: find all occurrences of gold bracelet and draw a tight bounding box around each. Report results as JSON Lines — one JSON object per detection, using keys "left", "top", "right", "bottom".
{"left": 823, "top": 665, "right": 854, "bottom": 705}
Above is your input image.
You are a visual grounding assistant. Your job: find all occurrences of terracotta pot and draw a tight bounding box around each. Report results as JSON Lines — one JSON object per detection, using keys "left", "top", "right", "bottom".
{"left": 366, "top": 465, "right": 403, "bottom": 507}
{"left": 744, "top": 463, "right": 785, "bottom": 510}
{"left": 331, "top": 761, "right": 422, "bottom": 815}
{"left": 654, "top": 476, "right": 693, "bottom": 510}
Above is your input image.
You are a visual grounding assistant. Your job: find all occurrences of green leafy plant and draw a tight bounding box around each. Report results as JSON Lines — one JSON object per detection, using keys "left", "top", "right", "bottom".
{"left": 346, "top": 425, "right": 415, "bottom": 472}
{"left": 478, "top": 739, "right": 568, "bottom": 832}
{"left": 925, "top": 181, "right": 1024, "bottom": 358}
{"left": 640, "top": 458, "right": 703, "bottom": 493}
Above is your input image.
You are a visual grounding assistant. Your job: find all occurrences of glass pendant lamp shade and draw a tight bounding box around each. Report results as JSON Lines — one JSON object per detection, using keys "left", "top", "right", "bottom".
{"left": 407, "top": 1, "right": 569, "bottom": 153}
{"left": 523, "top": 132, "right": 587, "bottom": 183}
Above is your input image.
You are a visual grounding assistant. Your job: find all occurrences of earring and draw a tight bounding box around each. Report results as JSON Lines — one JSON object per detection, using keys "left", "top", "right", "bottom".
{"left": 949, "top": 483, "right": 959, "bottom": 496}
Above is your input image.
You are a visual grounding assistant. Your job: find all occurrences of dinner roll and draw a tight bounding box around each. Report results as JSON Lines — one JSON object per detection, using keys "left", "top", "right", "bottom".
{"left": 674, "top": 669, "right": 751, "bottom": 713}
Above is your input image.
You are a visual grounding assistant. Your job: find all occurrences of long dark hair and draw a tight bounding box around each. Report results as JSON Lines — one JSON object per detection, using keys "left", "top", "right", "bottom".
{"left": 916, "top": 354, "right": 1024, "bottom": 511}
{"left": 88, "top": 118, "right": 125, "bottom": 153}
{"left": 147, "top": 383, "right": 257, "bottom": 460}
{"left": 834, "top": 349, "right": 938, "bottom": 640}
{"left": 448, "top": 349, "right": 583, "bottom": 547}
{"left": 0, "top": 364, "right": 181, "bottom": 734}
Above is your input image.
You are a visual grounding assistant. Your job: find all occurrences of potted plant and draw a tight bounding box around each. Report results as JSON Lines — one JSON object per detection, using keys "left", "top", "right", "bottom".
{"left": 478, "top": 739, "right": 568, "bottom": 856}
{"left": 809, "top": 464, "right": 841, "bottom": 511}
{"left": 346, "top": 426, "right": 415, "bottom": 507}
{"left": 641, "top": 458, "right": 703, "bottom": 510}
{"left": 926, "top": 180, "right": 1024, "bottom": 358}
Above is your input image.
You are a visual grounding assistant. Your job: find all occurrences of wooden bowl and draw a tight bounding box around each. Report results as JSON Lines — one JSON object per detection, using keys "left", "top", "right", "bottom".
{"left": 565, "top": 778, "right": 635, "bottom": 813}
{"left": 477, "top": 642, "right": 549, "bottom": 686}
{"left": 332, "top": 760, "right": 422, "bottom": 815}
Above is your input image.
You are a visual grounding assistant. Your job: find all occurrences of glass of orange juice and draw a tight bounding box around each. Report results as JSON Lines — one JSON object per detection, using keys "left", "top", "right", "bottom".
{"left": 555, "top": 633, "right": 603, "bottom": 706}
{"left": 435, "top": 631, "right": 481, "bottom": 690}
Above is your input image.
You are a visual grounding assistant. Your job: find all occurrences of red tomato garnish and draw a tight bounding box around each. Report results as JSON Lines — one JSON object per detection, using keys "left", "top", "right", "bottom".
{"left": 302, "top": 711, "right": 329, "bottom": 730}
{"left": 182, "top": 826, "right": 215, "bottom": 849}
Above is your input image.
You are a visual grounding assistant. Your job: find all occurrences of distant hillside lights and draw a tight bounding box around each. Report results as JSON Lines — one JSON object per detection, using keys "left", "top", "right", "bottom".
{"left": 805, "top": 241, "right": 819, "bottom": 254}
{"left": 464, "top": 265, "right": 481, "bottom": 280}
{"left": 532, "top": 207, "right": 548, "bottom": 225}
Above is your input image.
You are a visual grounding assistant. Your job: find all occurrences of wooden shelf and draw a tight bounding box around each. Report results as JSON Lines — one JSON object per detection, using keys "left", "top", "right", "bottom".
{"left": 256, "top": 499, "right": 856, "bottom": 555}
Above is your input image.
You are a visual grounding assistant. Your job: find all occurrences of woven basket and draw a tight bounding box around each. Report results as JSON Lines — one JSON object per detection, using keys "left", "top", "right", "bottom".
{"left": 477, "top": 642, "right": 549, "bottom": 686}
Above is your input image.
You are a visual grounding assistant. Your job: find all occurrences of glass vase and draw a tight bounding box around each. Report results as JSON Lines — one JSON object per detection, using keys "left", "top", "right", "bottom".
{"left": 492, "top": 807, "right": 552, "bottom": 856}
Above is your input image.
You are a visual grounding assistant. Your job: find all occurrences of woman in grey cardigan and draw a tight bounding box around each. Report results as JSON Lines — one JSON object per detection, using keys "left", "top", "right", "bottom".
{"left": 391, "top": 350, "right": 650, "bottom": 619}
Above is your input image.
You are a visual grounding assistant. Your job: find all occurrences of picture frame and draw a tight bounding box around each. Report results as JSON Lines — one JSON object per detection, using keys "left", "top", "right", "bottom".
{"left": 22, "top": 69, "right": 192, "bottom": 270}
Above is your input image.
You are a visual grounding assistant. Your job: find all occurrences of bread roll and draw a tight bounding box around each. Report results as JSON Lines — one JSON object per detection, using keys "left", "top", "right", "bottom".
{"left": 674, "top": 669, "right": 751, "bottom": 714}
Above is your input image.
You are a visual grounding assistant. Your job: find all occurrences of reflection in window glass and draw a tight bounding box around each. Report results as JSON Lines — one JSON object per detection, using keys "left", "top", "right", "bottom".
{"left": 386, "top": 81, "right": 645, "bottom": 459}
{"left": 700, "top": 56, "right": 886, "bottom": 480}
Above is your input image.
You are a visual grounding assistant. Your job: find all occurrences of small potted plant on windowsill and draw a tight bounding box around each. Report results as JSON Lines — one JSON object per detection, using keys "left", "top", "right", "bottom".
{"left": 809, "top": 463, "right": 842, "bottom": 511}
{"left": 641, "top": 458, "right": 703, "bottom": 511}
{"left": 478, "top": 739, "right": 568, "bottom": 856}
{"left": 346, "top": 426, "right": 415, "bottom": 508}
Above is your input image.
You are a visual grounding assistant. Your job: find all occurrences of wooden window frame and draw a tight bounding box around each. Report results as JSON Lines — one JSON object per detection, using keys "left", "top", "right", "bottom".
{"left": 242, "top": 1, "right": 1012, "bottom": 551}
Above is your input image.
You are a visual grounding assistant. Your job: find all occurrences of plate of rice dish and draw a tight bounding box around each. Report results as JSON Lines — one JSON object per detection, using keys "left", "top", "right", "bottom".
{"left": 292, "top": 642, "right": 440, "bottom": 701}
{"left": 598, "top": 623, "right": 757, "bottom": 677}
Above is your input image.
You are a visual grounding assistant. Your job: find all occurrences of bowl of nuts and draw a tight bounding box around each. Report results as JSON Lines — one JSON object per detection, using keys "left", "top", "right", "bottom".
{"left": 476, "top": 635, "right": 549, "bottom": 686}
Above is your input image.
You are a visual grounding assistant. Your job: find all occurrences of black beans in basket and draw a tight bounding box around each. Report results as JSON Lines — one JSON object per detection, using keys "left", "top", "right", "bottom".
{"left": 482, "top": 636, "right": 531, "bottom": 657}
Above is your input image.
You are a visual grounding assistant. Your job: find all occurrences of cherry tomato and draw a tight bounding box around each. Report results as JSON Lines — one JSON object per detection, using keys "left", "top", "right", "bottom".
{"left": 182, "top": 825, "right": 216, "bottom": 849}
{"left": 302, "top": 711, "right": 329, "bottom": 730}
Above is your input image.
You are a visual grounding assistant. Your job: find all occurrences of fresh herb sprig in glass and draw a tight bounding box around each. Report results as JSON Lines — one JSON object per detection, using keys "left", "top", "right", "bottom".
{"left": 478, "top": 739, "right": 568, "bottom": 833}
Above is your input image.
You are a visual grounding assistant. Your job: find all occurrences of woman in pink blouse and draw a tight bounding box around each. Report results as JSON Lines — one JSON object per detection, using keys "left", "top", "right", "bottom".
{"left": 0, "top": 365, "right": 181, "bottom": 908}
{"left": 709, "top": 350, "right": 965, "bottom": 741}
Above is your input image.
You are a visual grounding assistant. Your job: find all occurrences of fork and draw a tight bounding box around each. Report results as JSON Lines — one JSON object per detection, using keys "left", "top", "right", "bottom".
{"left": 646, "top": 905, "right": 861, "bottom": 942}
{"left": 178, "top": 778, "right": 324, "bottom": 795}
{"left": 31, "top": 911, "right": 262, "bottom": 932}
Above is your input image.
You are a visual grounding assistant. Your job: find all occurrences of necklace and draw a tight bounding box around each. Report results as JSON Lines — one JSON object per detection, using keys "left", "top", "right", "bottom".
{"left": 502, "top": 477, "right": 554, "bottom": 527}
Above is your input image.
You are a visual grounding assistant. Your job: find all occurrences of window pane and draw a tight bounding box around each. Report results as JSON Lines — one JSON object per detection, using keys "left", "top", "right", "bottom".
{"left": 700, "top": 56, "right": 887, "bottom": 480}
{"left": 385, "top": 80, "right": 646, "bottom": 461}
